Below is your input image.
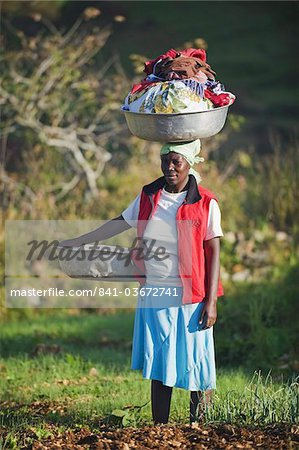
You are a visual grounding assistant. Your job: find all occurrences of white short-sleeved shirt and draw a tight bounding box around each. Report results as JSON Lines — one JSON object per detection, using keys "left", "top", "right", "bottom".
{"left": 121, "top": 188, "right": 223, "bottom": 285}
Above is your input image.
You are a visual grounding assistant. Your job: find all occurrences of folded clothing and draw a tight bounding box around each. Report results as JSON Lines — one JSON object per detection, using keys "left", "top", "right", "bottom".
{"left": 122, "top": 47, "right": 235, "bottom": 114}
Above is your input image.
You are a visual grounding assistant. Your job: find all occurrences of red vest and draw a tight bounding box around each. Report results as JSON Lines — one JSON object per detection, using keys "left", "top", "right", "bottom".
{"left": 130, "top": 175, "right": 224, "bottom": 304}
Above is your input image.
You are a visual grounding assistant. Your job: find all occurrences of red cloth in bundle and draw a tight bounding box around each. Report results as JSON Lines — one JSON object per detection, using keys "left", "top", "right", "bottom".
{"left": 204, "top": 89, "right": 233, "bottom": 107}
{"left": 131, "top": 80, "right": 155, "bottom": 95}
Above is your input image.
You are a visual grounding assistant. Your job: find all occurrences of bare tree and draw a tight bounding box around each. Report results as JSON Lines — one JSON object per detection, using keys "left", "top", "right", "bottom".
{"left": 1, "top": 11, "right": 129, "bottom": 200}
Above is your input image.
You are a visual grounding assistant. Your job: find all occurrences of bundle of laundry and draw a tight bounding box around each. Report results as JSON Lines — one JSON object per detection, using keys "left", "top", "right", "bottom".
{"left": 122, "top": 48, "right": 235, "bottom": 114}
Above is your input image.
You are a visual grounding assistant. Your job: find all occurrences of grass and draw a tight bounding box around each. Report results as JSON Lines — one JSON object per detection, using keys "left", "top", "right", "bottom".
{"left": 0, "top": 310, "right": 298, "bottom": 432}
{"left": 1, "top": 265, "right": 298, "bottom": 442}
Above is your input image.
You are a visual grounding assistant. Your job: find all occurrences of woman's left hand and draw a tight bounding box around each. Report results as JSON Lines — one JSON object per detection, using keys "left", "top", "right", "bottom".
{"left": 199, "top": 300, "right": 217, "bottom": 329}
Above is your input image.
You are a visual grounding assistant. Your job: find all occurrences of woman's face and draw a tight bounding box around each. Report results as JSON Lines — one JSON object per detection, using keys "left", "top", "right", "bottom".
{"left": 161, "top": 152, "right": 190, "bottom": 188}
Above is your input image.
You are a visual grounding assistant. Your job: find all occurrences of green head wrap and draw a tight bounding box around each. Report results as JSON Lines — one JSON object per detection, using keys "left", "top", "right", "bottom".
{"left": 160, "top": 139, "right": 204, "bottom": 183}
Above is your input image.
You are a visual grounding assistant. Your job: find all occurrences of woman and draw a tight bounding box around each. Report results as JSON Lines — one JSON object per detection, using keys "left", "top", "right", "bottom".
{"left": 61, "top": 139, "right": 224, "bottom": 425}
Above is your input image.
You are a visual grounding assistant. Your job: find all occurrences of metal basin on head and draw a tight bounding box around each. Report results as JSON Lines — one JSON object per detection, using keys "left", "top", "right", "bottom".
{"left": 122, "top": 104, "right": 230, "bottom": 141}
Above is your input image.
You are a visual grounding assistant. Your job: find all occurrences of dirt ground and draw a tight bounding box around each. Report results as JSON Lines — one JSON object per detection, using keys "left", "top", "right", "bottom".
{"left": 2, "top": 422, "right": 298, "bottom": 450}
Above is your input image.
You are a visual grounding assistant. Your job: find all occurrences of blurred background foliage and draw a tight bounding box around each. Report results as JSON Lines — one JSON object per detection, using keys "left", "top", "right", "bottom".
{"left": 1, "top": 1, "right": 298, "bottom": 374}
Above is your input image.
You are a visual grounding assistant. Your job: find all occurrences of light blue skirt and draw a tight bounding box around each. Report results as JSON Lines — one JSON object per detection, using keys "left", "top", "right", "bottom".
{"left": 131, "top": 284, "right": 216, "bottom": 391}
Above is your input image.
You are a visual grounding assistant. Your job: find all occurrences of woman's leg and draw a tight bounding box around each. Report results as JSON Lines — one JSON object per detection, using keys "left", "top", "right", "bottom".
{"left": 151, "top": 379, "right": 173, "bottom": 424}
{"left": 190, "top": 389, "right": 213, "bottom": 423}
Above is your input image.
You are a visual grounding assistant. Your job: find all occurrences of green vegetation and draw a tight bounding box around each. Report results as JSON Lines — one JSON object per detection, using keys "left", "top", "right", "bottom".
{"left": 216, "top": 263, "right": 298, "bottom": 372}
{"left": 0, "top": 309, "right": 298, "bottom": 430}
{"left": 1, "top": 2, "right": 298, "bottom": 446}
{"left": 1, "top": 262, "right": 298, "bottom": 431}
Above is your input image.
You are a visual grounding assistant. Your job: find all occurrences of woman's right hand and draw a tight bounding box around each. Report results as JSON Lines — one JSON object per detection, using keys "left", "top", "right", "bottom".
{"left": 59, "top": 238, "right": 85, "bottom": 248}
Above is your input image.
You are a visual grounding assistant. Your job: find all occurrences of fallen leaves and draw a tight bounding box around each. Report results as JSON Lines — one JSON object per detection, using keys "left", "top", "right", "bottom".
{"left": 0, "top": 401, "right": 298, "bottom": 449}
{"left": 15, "top": 423, "right": 299, "bottom": 449}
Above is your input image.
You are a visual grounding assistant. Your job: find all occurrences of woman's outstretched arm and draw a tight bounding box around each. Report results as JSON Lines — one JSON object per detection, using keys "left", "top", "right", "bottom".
{"left": 60, "top": 214, "right": 131, "bottom": 247}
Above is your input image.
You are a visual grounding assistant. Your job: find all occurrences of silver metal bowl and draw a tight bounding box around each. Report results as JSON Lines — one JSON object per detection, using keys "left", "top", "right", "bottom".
{"left": 122, "top": 104, "right": 230, "bottom": 141}
{"left": 58, "top": 245, "right": 143, "bottom": 281}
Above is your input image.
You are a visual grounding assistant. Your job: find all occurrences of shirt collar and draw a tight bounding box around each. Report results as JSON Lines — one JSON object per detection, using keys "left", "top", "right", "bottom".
{"left": 143, "top": 174, "right": 202, "bottom": 204}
